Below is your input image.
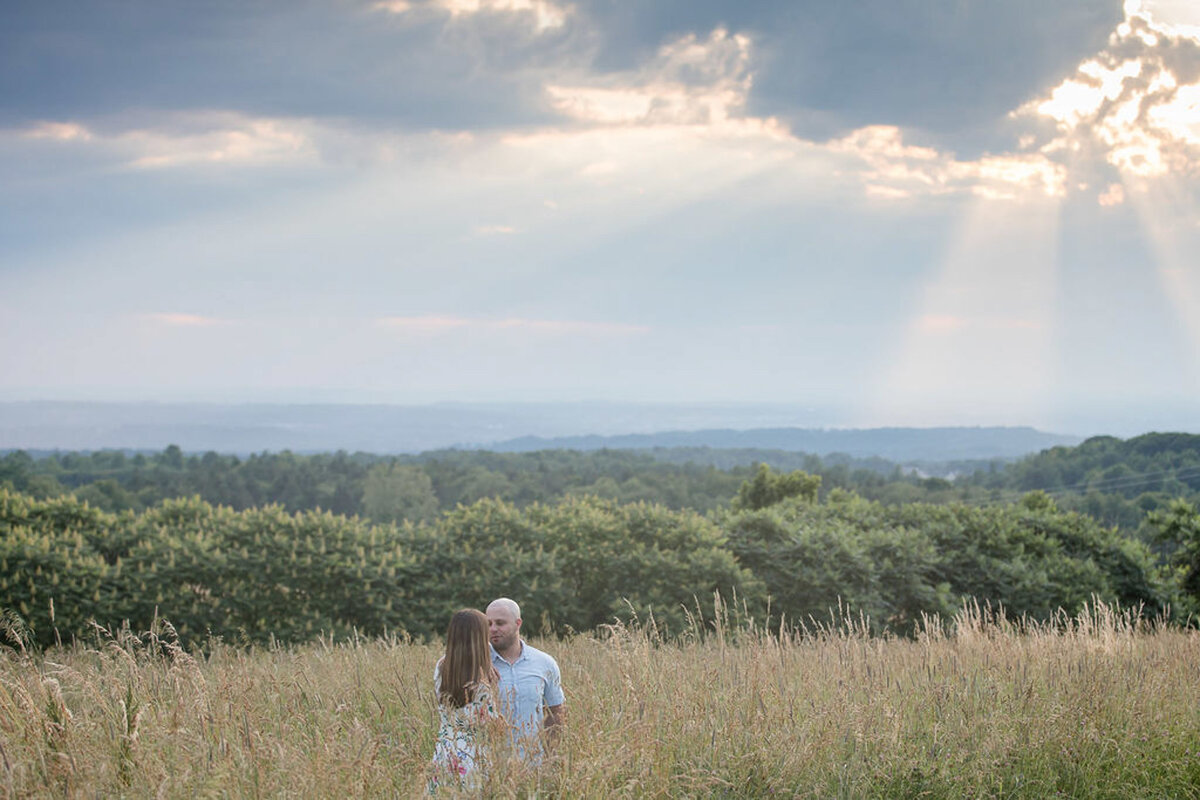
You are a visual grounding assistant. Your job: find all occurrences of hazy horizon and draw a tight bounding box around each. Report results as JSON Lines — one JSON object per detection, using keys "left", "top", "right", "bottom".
{"left": 2, "top": 393, "right": 1197, "bottom": 441}
{"left": 0, "top": 399, "right": 1192, "bottom": 456}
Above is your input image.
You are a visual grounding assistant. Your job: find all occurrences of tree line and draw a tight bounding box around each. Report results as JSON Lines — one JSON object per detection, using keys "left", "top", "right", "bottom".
{"left": 3, "top": 433, "right": 1199, "bottom": 535}
{"left": 0, "top": 446, "right": 745, "bottom": 519}
{"left": 4, "top": 463, "right": 1197, "bottom": 650}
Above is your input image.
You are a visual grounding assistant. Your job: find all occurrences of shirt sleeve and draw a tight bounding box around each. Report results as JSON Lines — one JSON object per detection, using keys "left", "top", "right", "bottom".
{"left": 543, "top": 656, "right": 565, "bottom": 707}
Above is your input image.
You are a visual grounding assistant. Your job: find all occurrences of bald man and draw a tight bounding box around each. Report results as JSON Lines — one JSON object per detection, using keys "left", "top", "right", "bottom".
{"left": 485, "top": 597, "right": 565, "bottom": 759}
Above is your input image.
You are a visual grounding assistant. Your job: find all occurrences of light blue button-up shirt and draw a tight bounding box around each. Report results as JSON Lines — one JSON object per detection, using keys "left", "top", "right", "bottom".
{"left": 490, "top": 640, "right": 564, "bottom": 751}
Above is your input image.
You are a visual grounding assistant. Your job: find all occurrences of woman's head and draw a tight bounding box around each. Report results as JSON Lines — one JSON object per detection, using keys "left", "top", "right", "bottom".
{"left": 440, "top": 608, "right": 492, "bottom": 708}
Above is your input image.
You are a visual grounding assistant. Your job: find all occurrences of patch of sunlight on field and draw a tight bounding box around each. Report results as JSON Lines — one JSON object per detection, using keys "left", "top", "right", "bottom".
{"left": 0, "top": 600, "right": 1198, "bottom": 798}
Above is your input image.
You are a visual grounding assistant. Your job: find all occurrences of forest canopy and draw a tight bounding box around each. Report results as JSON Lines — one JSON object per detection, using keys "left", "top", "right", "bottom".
{"left": 3, "top": 432, "right": 1198, "bottom": 531}
{"left": 2, "top": 434, "right": 1198, "bottom": 648}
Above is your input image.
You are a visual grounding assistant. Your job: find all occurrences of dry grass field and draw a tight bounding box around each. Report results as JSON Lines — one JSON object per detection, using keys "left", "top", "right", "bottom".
{"left": 1, "top": 600, "right": 1198, "bottom": 798}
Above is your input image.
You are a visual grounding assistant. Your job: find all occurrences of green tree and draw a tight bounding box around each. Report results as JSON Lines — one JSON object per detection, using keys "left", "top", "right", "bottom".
{"left": 73, "top": 479, "right": 137, "bottom": 512}
{"left": 733, "top": 464, "right": 822, "bottom": 510}
{"left": 1148, "top": 499, "right": 1200, "bottom": 613}
{"left": 362, "top": 464, "right": 439, "bottom": 524}
{"left": 161, "top": 445, "right": 184, "bottom": 470}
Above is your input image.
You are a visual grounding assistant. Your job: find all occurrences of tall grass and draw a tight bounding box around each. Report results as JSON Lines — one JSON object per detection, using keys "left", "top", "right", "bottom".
{"left": 0, "top": 599, "right": 1197, "bottom": 798}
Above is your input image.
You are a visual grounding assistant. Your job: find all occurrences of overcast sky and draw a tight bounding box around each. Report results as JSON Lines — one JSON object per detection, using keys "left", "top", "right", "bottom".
{"left": 2, "top": 0, "right": 1199, "bottom": 435}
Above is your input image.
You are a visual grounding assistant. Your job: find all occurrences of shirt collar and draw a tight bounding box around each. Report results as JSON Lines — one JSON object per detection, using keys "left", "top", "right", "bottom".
{"left": 490, "top": 640, "right": 526, "bottom": 664}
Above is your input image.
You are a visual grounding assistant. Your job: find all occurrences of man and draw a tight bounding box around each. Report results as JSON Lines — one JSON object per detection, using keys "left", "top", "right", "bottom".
{"left": 485, "top": 597, "right": 565, "bottom": 759}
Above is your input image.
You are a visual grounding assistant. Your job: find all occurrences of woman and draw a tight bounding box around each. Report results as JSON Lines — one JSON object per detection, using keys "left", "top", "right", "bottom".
{"left": 427, "top": 609, "right": 502, "bottom": 793}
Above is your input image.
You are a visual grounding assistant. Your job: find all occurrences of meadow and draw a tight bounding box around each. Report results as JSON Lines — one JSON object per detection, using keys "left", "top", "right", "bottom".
{"left": 1, "top": 600, "right": 1197, "bottom": 799}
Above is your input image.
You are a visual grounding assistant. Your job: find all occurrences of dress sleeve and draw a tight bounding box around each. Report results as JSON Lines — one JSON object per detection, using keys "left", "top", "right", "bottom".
{"left": 475, "top": 684, "right": 500, "bottom": 718}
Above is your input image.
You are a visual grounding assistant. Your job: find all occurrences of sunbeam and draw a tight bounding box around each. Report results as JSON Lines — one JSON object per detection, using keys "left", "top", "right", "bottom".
{"left": 1121, "top": 173, "right": 1200, "bottom": 391}
{"left": 873, "top": 191, "right": 1063, "bottom": 426}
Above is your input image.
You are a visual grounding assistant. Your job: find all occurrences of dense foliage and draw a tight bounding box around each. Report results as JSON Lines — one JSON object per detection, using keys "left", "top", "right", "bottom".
{"left": 0, "top": 446, "right": 751, "bottom": 517}
{"left": 725, "top": 489, "right": 1171, "bottom": 634}
{"left": 0, "top": 489, "right": 756, "bottom": 647}
{"left": 4, "top": 434, "right": 1198, "bottom": 648}
{"left": 4, "top": 433, "right": 1198, "bottom": 535}
{"left": 960, "top": 433, "right": 1200, "bottom": 529}
{"left": 1, "top": 467, "right": 1184, "bottom": 648}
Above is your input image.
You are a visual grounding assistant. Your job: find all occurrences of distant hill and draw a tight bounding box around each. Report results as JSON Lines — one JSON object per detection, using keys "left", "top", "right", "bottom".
{"left": 0, "top": 402, "right": 1079, "bottom": 462}
{"left": 983, "top": 432, "right": 1200, "bottom": 495}
{"left": 0, "top": 400, "right": 824, "bottom": 454}
{"left": 491, "top": 427, "right": 1081, "bottom": 463}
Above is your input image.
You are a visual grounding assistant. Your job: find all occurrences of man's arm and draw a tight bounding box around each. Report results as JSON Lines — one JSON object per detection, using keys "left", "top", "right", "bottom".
{"left": 543, "top": 703, "right": 565, "bottom": 746}
{"left": 542, "top": 653, "right": 566, "bottom": 746}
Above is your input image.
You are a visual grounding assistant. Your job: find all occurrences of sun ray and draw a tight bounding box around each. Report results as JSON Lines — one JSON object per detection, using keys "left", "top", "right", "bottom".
{"left": 1120, "top": 173, "right": 1200, "bottom": 390}
{"left": 872, "top": 192, "right": 1063, "bottom": 426}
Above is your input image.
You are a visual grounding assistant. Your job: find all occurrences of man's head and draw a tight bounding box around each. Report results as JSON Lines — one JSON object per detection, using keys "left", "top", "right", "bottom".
{"left": 486, "top": 597, "right": 522, "bottom": 653}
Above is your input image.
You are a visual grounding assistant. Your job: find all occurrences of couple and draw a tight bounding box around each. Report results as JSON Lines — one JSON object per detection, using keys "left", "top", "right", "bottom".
{"left": 427, "top": 598, "right": 565, "bottom": 793}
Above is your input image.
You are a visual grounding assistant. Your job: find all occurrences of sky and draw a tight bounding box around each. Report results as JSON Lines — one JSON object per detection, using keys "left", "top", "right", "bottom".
{"left": 2, "top": 0, "right": 1200, "bottom": 436}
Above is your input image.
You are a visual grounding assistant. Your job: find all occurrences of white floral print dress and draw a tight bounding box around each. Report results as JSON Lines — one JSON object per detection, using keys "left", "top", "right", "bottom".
{"left": 427, "top": 662, "right": 499, "bottom": 793}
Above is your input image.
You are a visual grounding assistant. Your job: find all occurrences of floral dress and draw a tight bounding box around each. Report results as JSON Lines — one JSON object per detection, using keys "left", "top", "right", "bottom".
{"left": 427, "top": 663, "right": 500, "bottom": 793}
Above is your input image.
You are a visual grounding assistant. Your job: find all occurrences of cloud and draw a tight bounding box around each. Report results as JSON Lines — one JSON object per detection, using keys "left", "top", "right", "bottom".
{"left": 142, "top": 312, "right": 231, "bottom": 327}
{"left": 483, "top": 27, "right": 799, "bottom": 198}
{"left": 0, "top": 2, "right": 1173, "bottom": 222}
{"left": 1014, "top": 3, "right": 1200, "bottom": 194}
{"left": 474, "top": 224, "right": 518, "bottom": 235}
{"left": 376, "top": 315, "right": 650, "bottom": 336}
{"left": 8, "top": 112, "right": 318, "bottom": 171}
{"left": 0, "top": 7, "right": 1129, "bottom": 219}
{"left": 1133, "top": 0, "right": 1200, "bottom": 39}
{"left": 124, "top": 115, "right": 316, "bottom": 169}
{"left": 916, "top": 314, "right": 966, "bottom": 334}
{"left": 1, "top": 1, "right": 572, "bottom": 133}
{"left": 372, "top": 0, "right": 569, "bottom": 32}
{"left": 0, "top": 0, "right": 1139, "bottom": 205}
{"left": 514, "top": 26, "right": 1073, "bottom": 203}
{"left": 3, "top": 0, "right": 1125, "bottom": 148}
{"left": 1098, "top": 182, "right": 1127, "bottom": 205}
{"left": 22, "top": 121, "right": 92, "bottom": 142}
{"left": 864, "top": 185, "right": 912, "bottom": 200}
{"left": 793, "top": 1, "right": 1200, "bottom": 206}
{"left": 545, "top": 28, "right": 754, "bottom": 127}
{"left": 563, "top": 0, "right": 1123, "bottom": 148}
{"left": 830, "top": 125, "right": 1067, "bottom": 200}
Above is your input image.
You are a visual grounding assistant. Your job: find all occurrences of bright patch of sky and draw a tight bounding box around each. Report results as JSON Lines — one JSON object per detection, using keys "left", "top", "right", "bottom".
{"left": 1, "top": 0, "right": 1198, "bottom": 435}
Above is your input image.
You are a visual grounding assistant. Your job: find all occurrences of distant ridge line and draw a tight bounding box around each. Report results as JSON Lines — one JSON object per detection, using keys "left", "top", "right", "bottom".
{"left": 481, "top": 426, "right": 1082, "bottom": 462}
{"left": 0, "top": 401, "right": 1081, "bottom": 461}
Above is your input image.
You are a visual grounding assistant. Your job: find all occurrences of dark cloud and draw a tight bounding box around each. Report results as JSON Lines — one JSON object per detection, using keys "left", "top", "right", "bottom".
{"left": 0, "top": 0, "right": 576, "bottom": 130}
{"left": 2, "top": 0, "right": 1125, "bottom": 154}
{"left": 576, "top": 0, "right": 1126, "bottom": 151}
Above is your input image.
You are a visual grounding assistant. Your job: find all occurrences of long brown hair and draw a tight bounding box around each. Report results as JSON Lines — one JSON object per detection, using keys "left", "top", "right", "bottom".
{"left": 438, "top": 609, "right": 493, "bottom": 708}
